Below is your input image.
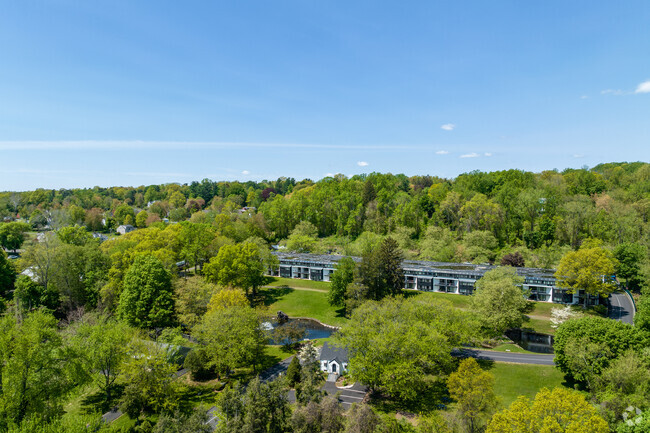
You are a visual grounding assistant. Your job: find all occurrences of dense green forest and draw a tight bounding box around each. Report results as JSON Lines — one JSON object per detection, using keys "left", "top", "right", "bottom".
{"left": 3, "top": 162, "right": 650, "bottom": 267}
{"left": 1, "top": 162, "right": 650, "bottom": 432}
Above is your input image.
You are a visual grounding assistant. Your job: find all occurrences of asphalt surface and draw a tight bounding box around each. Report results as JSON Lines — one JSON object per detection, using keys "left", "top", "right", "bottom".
{"left": 609, "top": 291, "right": 635, "bottom": 325}
{"left": 322, "top": 380, "right": 369, "bottom": 409}
{"left": 453, "top": 348, "right": 555, "bottom": 366}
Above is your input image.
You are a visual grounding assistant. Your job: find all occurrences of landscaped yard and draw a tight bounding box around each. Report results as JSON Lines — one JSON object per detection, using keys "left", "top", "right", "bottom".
{"left": 260, "top": 280, "right": 565, "bottom": 337}
{"left": 259, "top": 286, "right": 348, "bottom": 327}
{"left": 488, "top": 362, "right": 568, "bottom": 407}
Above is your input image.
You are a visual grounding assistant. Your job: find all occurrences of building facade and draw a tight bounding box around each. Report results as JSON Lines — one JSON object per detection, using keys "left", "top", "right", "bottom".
{"left": 270, "top": 252, "right": 602, "bottom": 305}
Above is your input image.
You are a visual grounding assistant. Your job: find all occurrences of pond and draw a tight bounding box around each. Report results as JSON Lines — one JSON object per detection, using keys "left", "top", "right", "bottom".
{"left": 505, "top": 329, "right": 554, "bottom": 353}
{"left": 263, "top": 318, "right": 337, "bottom": 344}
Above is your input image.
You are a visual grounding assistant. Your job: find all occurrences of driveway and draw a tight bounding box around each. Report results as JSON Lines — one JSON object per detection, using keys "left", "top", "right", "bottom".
{"left": 453, "top": 348, "right": 555, "bottom": 366}
{"left": 609, "top": 291, "right": 635, "bottom": 325}
{"left": 322, "top": 380, "right": 368, "bottom": 409}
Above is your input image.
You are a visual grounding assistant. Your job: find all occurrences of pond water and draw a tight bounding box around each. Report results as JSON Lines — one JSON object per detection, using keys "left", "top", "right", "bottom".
{"left": 264, "top": 318, "right": 336, "bottom": 344}
{"left": 505, "top": 329, "right": 554, "bottom": 353}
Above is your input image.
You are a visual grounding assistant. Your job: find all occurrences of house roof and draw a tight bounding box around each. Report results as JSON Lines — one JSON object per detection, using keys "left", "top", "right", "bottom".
{"left": 320, "top": 341, "right": 349, "bottom": 363}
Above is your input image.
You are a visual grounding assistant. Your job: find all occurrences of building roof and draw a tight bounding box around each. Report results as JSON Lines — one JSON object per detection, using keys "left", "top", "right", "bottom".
{"left": 273, "top": 252, "right": 557, "bottom": 281}
{"left": 320, "top": 341, "right": 349, "bottom": 363}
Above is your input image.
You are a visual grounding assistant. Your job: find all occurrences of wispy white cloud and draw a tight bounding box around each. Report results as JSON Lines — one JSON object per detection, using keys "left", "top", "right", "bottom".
{"left": 580, "top": 95, "right": 588, "bottom": 99}
{"left": 601, "top": 89, "right": 627, "bottom": 96}
{"left": 241, "top": 170, "right": 250, "bottom": 175}
{"left": 357, "top": 161, "right": 369, "bottom": 167}
{"left": 635, "top": 80, "right": 650, "bottom": 94}
{"left": 441, "top": 124, "right": 456, "bottom": 131}
{"left": 460, "top": 152, "right": 480, "bottom": 158}
{"left": 436, "top": 150, "right": 449, "bottom": 155}
{"left": 573, "top": 154, "right": 584, "bottom": 158}
{"left": 484, "top": 152, "right": 493, "bottom": 157}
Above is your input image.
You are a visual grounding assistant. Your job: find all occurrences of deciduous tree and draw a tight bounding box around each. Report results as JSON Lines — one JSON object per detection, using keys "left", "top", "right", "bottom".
{"left": 335, "top": 296, "right": 475, "bottom": 401}
{"left": 328, "top": 256, "right": 356, "bottom": 307}
{"left": 486, "top": 387, "right": 608, "bottom": 433}
{"left": 203, "top": 242, "right": 266, "bottom": 296}
{"left": 447, "top": 358, "right": 496, "bottom": 433}
{"left": 117, "top": 254, "right": 175, "bottom": 328}
{"left": 555, "top": 244, "right": 618, "bottom": 307}
{"left": 194, "top": 306, "right": 265, "bottom": 377}
{"left": 471, "top": 267, "right": 527, "bottom": 336}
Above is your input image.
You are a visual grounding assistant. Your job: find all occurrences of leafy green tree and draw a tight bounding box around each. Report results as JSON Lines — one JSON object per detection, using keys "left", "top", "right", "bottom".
{"left": 0, "top": 311, "right": 81, "bottom": 426}
{"left": 555, "top": 244, "right": 618, "bottom": 307}
{"left": 135, "top": 210, "right": 149, "bottom": 228}
{"left": 183, "top": 348, "right": 215, "bottom": 381}
{"left": 594, "top": 350, "right": 650, "bottom": 423}
{"left": 207, "top": 288, "right": 249, "bottom": 313}
{"left": 67, "top": 204, "right": 86, "bottom": 226}
{"left": 178, "top": 222, "right": 216, "bottom": 273}
{"left": 194, "top": 306, "right": 265, "bottom": 377}
{"left": 471, "top": 267, "right": 527, "bottom": 336}
{"left": 174, "top": 277, "right": 216, "bottom": 328}
{"left": 0, "top": 250, "right": 16, "bottom": 297}
{"left": 113, "top": 204, "right": 135, "bottom": 226}
{"left": 73, "top": 315, "right": 135, "bottom": 403}
{"left": 117, "top": 254, "right": 175, "bottom": 328}
{"left": 614, "top": 242, "right": 646, "bottom": 290}
{"left": 13, "top": 274, "right": 59, "bottom": 312}
{"left": 203, "top": 242, "right": 266, "bottom": 296}
{"left": 486, "top": 387, "right": 609, "bottom": 433}
{"left": 153, "top": 409, "right": 212, "bottom": 433}
{"left": 56, "top": 226, "right": 94, "bottom": 246}
{"left": 554, "top": 317, "right": 647, "bottom": 386}
{"left": 335, "top": 296, "right": 475, "bottom": 401}
{"left": 0, "top": 222, "right": 30, "bottom": 252}
{"left": 328, "top": 256, "right": 356, "bottom": 307}
{"left": 119, "top": 339, "right": 178, "bottom": 419}
{"left": 447, "top": 358, "right": 497, "bottom": 433}
{"left": 291, "top": 396, "right": 345, "bottom": 433}
{"left": 215, "top": 377, "right": 290, "bottom": 433}
{"left": 345, "top": 403, "right": 381, "bottom": 433}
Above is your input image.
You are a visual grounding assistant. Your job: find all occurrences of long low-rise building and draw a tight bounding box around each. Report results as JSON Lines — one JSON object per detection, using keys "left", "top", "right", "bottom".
{"left": 269, "top": 252, "right": 603, "bottom": 305}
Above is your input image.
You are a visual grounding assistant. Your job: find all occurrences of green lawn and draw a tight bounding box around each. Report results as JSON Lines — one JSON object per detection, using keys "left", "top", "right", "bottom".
{"left": 488, "top": 363, "right": 567, "bottom": 407}
{"left": 265, "top": 277, "right": 331, "bottom": 291}
{"left": 259, "top": 286, "right": 347, "bottom": 327}
{"left": 261, "top": 281, "right": 560, "bottom": 336}
{"left": 489, "top": 343, "right": 536, "bottom": 354}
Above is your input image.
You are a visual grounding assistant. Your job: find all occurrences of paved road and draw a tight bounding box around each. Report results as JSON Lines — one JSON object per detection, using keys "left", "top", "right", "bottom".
{"left": 609, "top": 291, "right": 635, "bottom": 325}
{"left": 453, "top": 348, "right": 555, "bottom": 366}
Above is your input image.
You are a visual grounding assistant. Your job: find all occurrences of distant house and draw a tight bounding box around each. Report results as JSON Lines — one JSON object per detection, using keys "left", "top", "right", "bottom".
{"left": 320, "top": 342, "right": 349, "bottom": 375}
{"left": 237, "top": 206, "right": 256, "bottom": 216}
{"left": 116, "top": 225, "right": 135, "bottom": 235}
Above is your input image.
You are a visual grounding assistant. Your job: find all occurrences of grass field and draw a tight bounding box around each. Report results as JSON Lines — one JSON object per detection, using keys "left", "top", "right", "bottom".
{"left": 261, "top": 279, "right": 563, "bottom": 336}
{"left": 487, "top": 362, "right": 568, "bottom": 407}
{"left": 489, "top": 343, "right": 536, "bottom": 354}
{"left": 260, "top": 286, "right": 348, "bottom": 327}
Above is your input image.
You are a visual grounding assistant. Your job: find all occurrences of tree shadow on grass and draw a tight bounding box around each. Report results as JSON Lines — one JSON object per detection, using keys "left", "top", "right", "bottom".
{"left": 254, "top": 286, "right": 294, "bottom": 308}
{"left": 368, "top": 377, "right": 450, "bottom": 414}
{"left": 176, "top": 383, "right": 224, "bottom": 413}
{"left": 80, "top": 384, "right": 125, "bottom": 413}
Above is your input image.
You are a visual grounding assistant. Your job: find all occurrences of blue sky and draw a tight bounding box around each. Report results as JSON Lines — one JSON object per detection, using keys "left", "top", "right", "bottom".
{"left": 1, "top": 1, "right": 649, "bottom": 190}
